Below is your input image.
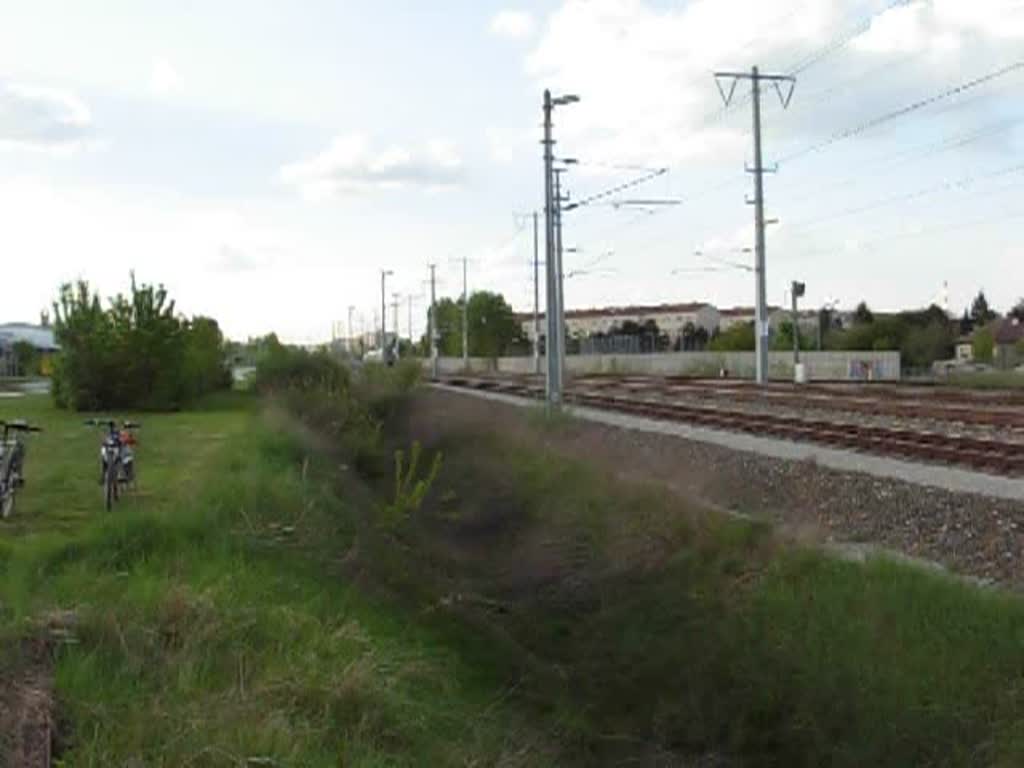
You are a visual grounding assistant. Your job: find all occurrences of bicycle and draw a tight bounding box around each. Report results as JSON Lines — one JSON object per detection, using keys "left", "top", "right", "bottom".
{"left": 0, "top": 419, "right": 42, "bottom": 519}
{"left": 86, "top": 419, "right": 141, "bottom": 511}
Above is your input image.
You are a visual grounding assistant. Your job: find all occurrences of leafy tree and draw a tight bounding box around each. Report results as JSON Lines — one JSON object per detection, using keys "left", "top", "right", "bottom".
{"left": 853, "top": 301, "right": 874, "bottom": 325}
{"left": 432, "top": 297, "right": 465, "bottom": 357}
{"left": 183, "top": 317, "right": 233, "bottom": 398}
{"left": 51, "top": 280, "right": 114, "bottom": 411}
{"left": 51, "top": 275, "right": 231, "bottom": 411}
{"left": 959, "top": 308, "right": 973, "bottom": 336}
{"left": 771, "top": 320, "right": 815, "bottom": 352}
{"left": 970, "top": 290, "right": 997, "bottom": 327}
{"left": 902, "top": 321, "right": 954, "bottom": 369}
{"left": 678, "top": 321, "right": 697, "bottom": 351}
{"left": 1010, "top": 299, "right": 1024, "bottom": 323}
{"left": 709, "top": 322, "right": 755, "bottom": 352}
{"left": 829, "top": 304, "right": 954, "bottom": 369}
{"left": 11, "top": 341, "right": 40, "bottom": 376}
{"left": 467, "top": 291, "right": 524, "bottom": 358}
{"left": 430, "top": 292, "right": 525, "bottom": 358}
{"left": 973, "top": 327, "right": 995, "bottom": 363}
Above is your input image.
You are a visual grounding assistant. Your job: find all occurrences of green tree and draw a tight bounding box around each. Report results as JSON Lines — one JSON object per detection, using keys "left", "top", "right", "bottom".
{"left": 853, "top": 301, "right": 874, "bottom": 325}
{"left": 429, "top": 292, "right": 524, "bottom": 358}
{"left": 973, "top": 327, "right": 995, "bottom": 363}
{"left": 431, "top": 298, "right": 464, "bottom": 357}
{"left": 183, "top": 317, "right": 232, "bottom": 398}
{"left": 51, "top": 280, "right": 114, "bottom": 410}
{"left": 1010, "top": 299, "right": 1024, "bottom": 323}
{"left": 51, "top": 275, "right": 231, "bottom": 411}
{"left": 959, "top": 308, "right": 973, "bottom": 336}
{"left": 467, "top": 291, "right": 524, "bottom": 358}
{"left": 11, "top": 341, "right": 40, "bottom": 376}
{"left": 771, "top": 320, "right": 814, "bottom": 352}
{"left": 709, "top": 322, "right": 755, "bottom": 352}
{"left": 970, "top": 290, "right": 997, "bottom": 327}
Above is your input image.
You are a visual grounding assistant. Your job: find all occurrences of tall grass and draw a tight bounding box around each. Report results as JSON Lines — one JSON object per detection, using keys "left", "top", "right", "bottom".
{"left": 380, "top": 408, "right": 1024, "bottom": 767}
{"left": 0, "top": 391, "right": 551, "bottom": 766}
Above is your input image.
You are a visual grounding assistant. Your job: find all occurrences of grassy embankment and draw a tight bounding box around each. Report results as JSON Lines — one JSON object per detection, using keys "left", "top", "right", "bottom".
{"left": 0, "top": 388, "right": 543, "bottom": 765}
{"left": 4, "top": 364, "right": 1024, "bottom": 765}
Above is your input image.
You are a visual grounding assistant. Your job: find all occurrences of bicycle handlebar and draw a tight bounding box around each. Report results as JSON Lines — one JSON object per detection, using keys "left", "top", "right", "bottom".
{"left": 84, "top": 419, "right": 141, "bottom": 429}
{"left": 1, "top": 420, "right": 42, "bottom": 432}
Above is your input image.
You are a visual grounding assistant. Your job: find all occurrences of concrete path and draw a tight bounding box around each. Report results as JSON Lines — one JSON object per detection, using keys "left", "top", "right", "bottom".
{"left": 431, "top": 384, "right": 1024, "bottom": 502}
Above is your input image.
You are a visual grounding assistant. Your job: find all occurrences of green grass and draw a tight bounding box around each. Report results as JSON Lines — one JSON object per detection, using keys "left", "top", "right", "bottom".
{"left": 8, "top": 382, "right": 1024, "bottom": 766}
{"left": 945, "top": 370, "right": 1024, "bottom": 390}
{"left": 0, "top": 394, "right": 549, "bottom": 766}
{"left": 385, "top": 407, "right": 1024, "bottom": 767}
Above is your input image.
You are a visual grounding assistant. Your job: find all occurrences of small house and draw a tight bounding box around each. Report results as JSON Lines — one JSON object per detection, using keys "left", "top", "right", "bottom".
{"left": 994, "top": 318, "right": 1024, "bottom": 370}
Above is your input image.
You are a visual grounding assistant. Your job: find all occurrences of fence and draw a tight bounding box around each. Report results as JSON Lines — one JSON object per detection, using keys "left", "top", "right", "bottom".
{"left": 430, "top": 350, "right": 902, "bottom": 381}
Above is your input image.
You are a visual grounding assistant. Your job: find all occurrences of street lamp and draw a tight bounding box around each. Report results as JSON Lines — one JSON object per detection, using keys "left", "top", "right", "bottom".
{"left": 543, "top": 91, "right": 580, "bottom": 408}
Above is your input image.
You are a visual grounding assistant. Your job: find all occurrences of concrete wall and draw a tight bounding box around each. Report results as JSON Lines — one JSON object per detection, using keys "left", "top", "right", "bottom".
{"left": 431, "top": 351, "right": 901, "bottom": 381}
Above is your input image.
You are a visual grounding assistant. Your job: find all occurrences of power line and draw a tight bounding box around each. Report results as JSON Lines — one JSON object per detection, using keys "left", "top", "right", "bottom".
{"left": 778, "top": 60, "right": 1024, "bottom": 165}
{"left": 782, "top": 175, "right": 1024, "bottom": 259}
{"left": 785, "top": 160, "right": 1024, "bottom": 233}
{"left": 780, "top": 114, "right": 1024, "bottom": 205}
{"left": 785, "top": 0, "right": 915, "bottom": 76}
{"left": 563, "top": 168, "right": 668, "bottom": 212}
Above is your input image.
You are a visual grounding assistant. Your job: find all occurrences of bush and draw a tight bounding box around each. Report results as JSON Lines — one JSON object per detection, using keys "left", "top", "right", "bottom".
{"left": 51, "top": 277, "right": 231, "bottom": 411}
{"left": 973, "top": 327, "right": 995, "bottom": 363}
{"left": 709, "top": 322, "right": 755, "bottom": 352}
{"left": 250, "top": 340, "right": 350, "bottom": 396}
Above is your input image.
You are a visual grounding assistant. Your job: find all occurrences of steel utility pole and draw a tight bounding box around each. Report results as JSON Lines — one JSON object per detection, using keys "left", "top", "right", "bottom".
{"left": 407, "top": 294, "right": 414, "bottom": 347}
{"left": 391, "top": 293, "right": 400, "bottom": 357}
{"left": 460, "top": 257, "right": 469, "bottom": 370}
{"left": 428, "top": 264, "right": 438, "bottom": 378}
{"left": 532, "top": 210, "right": 540, "bottom": 376}
{"left": 553, "top": 169, "right": 567, "bottom": 390}
{"left": 543, "top": 90, "right": 558, "bottom": 405}
{"left": 347, "top": 305, "right": 355, "bottom": 355}
{"left": 714, "top": 67, "right": 795, "bottom": 385}
{"left": 540, "top": 90, "right": 578, "bottom": 407}
{"left": 380, "top": 269, "right": 393, "bottom": 352}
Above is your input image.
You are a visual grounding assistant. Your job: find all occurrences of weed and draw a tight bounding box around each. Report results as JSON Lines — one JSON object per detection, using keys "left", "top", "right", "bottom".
{"left": 380, "top": 442, "right": 443, "bottom": 529}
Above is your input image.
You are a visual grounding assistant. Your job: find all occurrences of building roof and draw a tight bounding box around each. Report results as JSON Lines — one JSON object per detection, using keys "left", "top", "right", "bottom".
{"left": 0, "top": 323, "right": 58, "bottom": 350}
{"left": 517, "top": 302, "right": 715, "bottom": 323}
{"left": 722, "top": 306, "right": 786, "bottom": 317}
{"left": 995, "top": 317, "right": 1024, "bottom": 345}
{"left": 567, "top": 302, "right": 714, "bottom": 320}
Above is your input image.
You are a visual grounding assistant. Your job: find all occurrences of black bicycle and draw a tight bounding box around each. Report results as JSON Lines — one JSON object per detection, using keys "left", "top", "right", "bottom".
{"left": 86, "top": 419, "right": 140, "bottom": 511}
{"left": 1, "top": 419, "right": 42, "bottom": 519}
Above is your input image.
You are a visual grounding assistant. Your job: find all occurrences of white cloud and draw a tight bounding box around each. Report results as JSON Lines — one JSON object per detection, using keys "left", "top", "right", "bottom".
{"left": 150, "top": 57, "right": 184, "bottom": 94}
{"left": 0, "top": 81, "right": 92, "bottom": 153}
{"left": 525, "top": 0, "right": 1024, "bottom": 169}
{"left": 280, "top": 133, "right": 463, "bottom": 199}
{"left": 211, "top": 243, "right": 278, "bottom": 272}
{"left": 491, "top": 9, "right": 536, "bottom": 39}
{"left": 853, "top": 0, "right": 1024, "bottom": 53}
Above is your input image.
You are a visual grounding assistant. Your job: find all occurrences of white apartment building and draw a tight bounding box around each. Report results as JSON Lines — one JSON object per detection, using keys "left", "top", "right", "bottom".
{"left": 519, "top": 302, "right": 720, "bottom": 344}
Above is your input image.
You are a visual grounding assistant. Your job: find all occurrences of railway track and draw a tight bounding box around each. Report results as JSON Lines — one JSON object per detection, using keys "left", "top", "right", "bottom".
{"left": 572, "top": 375, "right": 1024, "bottom": 431}
{"left": 437, "top": 375, "right": 1024, "bottom": 477}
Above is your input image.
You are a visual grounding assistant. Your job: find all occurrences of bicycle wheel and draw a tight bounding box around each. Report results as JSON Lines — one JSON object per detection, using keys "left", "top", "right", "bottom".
{"left": 1, "top": 487, "right": 14, "bottom": 519}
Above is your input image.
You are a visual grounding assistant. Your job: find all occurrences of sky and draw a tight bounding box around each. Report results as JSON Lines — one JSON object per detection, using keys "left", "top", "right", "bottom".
{"left": 1, "top": 0, "right": 1023, "bottom": 343}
